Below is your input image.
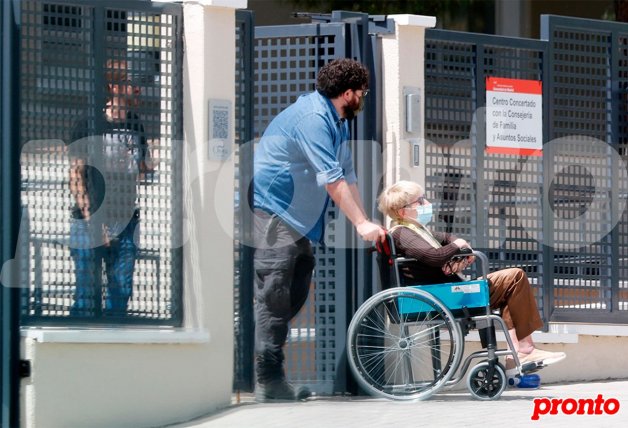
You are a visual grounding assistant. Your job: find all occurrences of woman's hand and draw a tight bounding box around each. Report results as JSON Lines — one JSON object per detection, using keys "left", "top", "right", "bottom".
{"left": 442, "top": 255, "right": 475, "bottom": 275}
{"left": 453, "top": 238, "right": 470, "bottom": 249}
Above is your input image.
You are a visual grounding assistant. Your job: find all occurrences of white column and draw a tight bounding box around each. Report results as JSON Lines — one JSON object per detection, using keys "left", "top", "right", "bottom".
{"left": 380, "top": 14, "right": 436, "bottom": 205}
{"left": 181, "top": 0, "right": 246, "bottom": 411}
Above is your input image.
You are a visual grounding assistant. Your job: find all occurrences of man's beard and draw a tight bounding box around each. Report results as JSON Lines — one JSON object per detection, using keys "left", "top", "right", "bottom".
{"left": 342, "top": 97, "right": 363, "bottom": 120}
{"left": 343, "top": 104, "right": 356, "bottom": 120}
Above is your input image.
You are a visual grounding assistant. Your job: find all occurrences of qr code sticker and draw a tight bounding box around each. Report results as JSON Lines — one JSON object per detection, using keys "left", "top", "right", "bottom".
{"left": 212, "top": 108, "right": 229, "bottom": 139}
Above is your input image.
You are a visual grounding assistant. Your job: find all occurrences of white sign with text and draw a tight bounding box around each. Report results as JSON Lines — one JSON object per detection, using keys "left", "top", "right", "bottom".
{"left": 486, "top": 77, "right": 543, "bottom": 156}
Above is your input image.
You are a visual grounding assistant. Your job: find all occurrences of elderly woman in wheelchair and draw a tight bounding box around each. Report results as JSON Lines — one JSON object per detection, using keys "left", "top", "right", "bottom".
{"left": 346, "top": 180, "right": 565, "bottom": 401}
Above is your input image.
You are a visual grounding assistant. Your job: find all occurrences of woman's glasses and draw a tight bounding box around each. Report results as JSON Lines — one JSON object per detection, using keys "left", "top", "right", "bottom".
{"left": 404, "top": 196, "right": 427, "bottom": 208}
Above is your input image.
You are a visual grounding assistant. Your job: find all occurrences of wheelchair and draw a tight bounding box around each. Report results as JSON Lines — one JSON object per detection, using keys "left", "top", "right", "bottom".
{"left": 347, "top": 233, "right": 534, "bottom": 401}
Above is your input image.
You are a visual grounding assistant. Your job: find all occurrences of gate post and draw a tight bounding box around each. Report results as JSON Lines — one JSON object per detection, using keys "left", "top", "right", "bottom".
{"left": 1, "top": 0, "right": 21, "bottom": 426}
{"left": 181, "top": 0, "right": 246, "bottom": 407}
{"left": 380, "top": 15, "right": 436, "bottom": 192}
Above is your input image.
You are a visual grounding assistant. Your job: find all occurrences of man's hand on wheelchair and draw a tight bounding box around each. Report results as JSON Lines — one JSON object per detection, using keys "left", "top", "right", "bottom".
{"left": 356, "top": 220, "right": 386, "bottom": 243}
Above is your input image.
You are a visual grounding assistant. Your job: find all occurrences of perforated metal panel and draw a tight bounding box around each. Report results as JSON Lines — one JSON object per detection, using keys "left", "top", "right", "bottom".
{"left": 542, "top": 16, "right": 627, "bottom": 321}
{"left": 233, "top": 9, "right": 255, "bottom": 391}
{"left": 618, "top": 32, "right": 628, "bottom": 317}
{"left": 425, "top": 17, "right": 628, "bottom": 324}
{"left": 19, "top": 0, "right": 183, "bottom": 325}
{"left": 425, "top": 31, "right": 548, "bottom": 321}
{"left": 424, "top": 39, "right": 477, "bottom": 242}
{"left": 481, "top": 43, "right": 545, "bottom": 284}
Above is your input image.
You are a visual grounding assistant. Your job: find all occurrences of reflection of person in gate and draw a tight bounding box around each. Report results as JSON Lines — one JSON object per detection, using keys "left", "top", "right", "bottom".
{"left": 67, "top": 58, "right": 153, "bottom": 317}
{"left": 377, "top": 180, "right": 566, "bottom": 377}
{"left": 253, "top": 58, "right": 386, "bottom": 402}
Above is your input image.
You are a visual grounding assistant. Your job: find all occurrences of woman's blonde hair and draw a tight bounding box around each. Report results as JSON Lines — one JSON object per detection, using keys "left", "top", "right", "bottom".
{"left": 377, "top": 180, "right": 424, "bottom": 222}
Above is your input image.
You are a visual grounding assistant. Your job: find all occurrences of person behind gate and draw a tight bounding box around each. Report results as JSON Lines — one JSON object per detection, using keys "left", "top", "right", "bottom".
{"left": 377, "top": 180, "right": 566, "bottom": 375}
{"left": 253, "top": 58, "right": 386, "bottom": 402}
{"left": 67, "top": 58, "right": 153, "bottom": 317}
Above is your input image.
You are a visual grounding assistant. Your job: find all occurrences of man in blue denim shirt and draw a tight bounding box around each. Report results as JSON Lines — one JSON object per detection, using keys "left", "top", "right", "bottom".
{"left": 253, "top": 58, "right": 385, "bottom": 402}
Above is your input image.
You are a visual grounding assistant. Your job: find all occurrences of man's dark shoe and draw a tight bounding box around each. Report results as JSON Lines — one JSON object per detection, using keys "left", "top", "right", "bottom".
{"left": 255, "top": 379, "right": 311, "bottom": 403}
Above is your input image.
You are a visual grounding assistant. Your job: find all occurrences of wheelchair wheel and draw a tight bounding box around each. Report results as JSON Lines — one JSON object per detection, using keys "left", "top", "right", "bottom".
{"left": 347, "top": 287, "right": 463, "bottom": 401}
{"left": 466, "top": 361, "right": 507, "bottom": 400}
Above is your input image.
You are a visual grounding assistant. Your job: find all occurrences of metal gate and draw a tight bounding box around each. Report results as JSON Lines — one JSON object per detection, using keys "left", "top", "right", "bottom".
{"left": 17, "top": 0, "right": 184, "bottom": 326}
{"left": 424, "top": 29, "right": 550, "bottom": 322}
{"left": 233, "top": 11, "right": 383, "bottom": 394}
{"left": 425, "top": 15, "right": 628, "bottom": 324}
{"left": 542, "top": 15, "right": 628, "bottom": 323}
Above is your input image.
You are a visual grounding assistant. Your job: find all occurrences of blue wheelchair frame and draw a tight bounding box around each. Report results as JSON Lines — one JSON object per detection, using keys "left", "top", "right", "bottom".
{"left": 346, "top": 233, "right": 528, "bottom": 401}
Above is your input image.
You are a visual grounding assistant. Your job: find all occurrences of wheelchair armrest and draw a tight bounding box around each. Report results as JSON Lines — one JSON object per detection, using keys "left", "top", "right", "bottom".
{"left": 394, "top": 257, "right": 417, "bottom": 264}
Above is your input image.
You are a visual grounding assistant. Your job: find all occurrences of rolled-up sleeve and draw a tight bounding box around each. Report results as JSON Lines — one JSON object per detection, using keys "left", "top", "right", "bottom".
{"left": 316, "top": 167, "right": 344, "bottom": 186}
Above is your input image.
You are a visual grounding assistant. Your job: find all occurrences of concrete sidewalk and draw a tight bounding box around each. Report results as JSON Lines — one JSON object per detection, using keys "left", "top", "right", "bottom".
{"left": 166, "top": 380, "right": 628, "bottom": 428}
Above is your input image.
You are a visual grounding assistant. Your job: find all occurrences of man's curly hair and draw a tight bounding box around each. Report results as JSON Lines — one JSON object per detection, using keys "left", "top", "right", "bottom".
{"left": 316, "top": 58, "right": 369, "bottom": 98}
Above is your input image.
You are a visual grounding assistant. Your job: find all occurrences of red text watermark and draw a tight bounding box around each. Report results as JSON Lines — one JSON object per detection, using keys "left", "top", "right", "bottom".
{"left": 531, "top": 394, "right": 620, "bottom": 420}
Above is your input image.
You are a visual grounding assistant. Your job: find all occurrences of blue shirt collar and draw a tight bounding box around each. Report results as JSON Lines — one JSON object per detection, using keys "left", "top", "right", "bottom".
{"left": 318, "top": 90, "right": 345, "bottom": 126}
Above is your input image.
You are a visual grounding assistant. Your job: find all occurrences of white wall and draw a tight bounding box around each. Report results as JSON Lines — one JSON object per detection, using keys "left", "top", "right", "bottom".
{"left": 380, "top": 15, "right": 435, "bottom": 196}
{"left": 20, "top": 2, "right": 243, "bottom": 427}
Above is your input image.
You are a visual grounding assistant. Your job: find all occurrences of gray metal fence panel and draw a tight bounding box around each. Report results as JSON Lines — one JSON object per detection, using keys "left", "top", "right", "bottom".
{"left": 542, "top": 15, "right": 628, "bottom": 323}
{"left": 425, "top": 30, "right": 549, "bottom": 322}
{"left": 19, "top": 0, "right": 183, "bottom": 325}
{"left": 426, "top": 17, "right": 628, "bottom": 325}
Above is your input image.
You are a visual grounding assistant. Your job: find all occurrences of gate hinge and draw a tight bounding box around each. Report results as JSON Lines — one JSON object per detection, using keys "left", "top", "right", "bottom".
{"left": 19, "top": 359, "right": 31, "bottom": 378}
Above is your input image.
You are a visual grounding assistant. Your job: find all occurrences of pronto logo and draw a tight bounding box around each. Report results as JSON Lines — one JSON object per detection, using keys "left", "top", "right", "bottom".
{"left": 531, "top": 395, "right": 620, "bottom": 420}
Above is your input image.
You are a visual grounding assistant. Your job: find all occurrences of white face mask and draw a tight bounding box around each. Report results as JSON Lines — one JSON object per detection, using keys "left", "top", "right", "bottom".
{"left": 415, "top": 204, "right": 433, "bottom": 225}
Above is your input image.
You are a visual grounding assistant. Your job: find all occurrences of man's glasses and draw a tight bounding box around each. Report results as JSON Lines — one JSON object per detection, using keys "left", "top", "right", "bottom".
{"left": 404, "top": 196, "right": 426, "bottom": 208}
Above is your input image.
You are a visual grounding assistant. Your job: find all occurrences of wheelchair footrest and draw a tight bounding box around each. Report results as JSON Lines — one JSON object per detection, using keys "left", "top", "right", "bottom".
{"left": 521, "top": 361, "right": 544, "bottom": 374}
{"left": 508, "top": 373, "right": 541, "bottom": 389}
